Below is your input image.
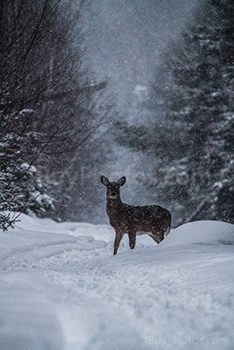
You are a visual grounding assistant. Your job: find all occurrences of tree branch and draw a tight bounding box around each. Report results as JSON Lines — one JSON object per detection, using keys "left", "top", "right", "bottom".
{"left": 0, "top": 82, "right": 107, "bottom": 110}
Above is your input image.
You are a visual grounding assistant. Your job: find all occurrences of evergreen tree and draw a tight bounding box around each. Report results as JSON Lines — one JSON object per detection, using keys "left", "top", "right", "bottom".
{"left": 116, "top": 0, "right": 234, "bottom": 225}
{"left": 0, "top": 0, "right": 109, "bottom": 228}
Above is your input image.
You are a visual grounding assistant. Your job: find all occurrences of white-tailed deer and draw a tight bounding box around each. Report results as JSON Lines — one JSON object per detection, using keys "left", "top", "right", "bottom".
{"left": 101, "top": 175, "right": 172, "bottom": 255}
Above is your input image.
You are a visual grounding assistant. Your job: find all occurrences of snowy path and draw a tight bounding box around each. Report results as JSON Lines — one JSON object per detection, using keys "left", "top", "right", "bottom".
{"left": 0, "top": 215, "right": 234, "bottom": 350}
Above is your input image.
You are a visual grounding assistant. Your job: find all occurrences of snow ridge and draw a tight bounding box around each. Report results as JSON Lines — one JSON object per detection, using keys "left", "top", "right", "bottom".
{"left": 0, "top": 215, "right": 234, "bottom": 350}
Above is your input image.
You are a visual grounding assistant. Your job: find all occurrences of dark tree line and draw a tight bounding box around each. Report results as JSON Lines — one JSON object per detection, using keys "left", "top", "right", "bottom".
{"left": 116, "top": 0, "right": 234, "bottom": 225}
{"left": 0, "top": 0, "right": 110, "bottom": 229}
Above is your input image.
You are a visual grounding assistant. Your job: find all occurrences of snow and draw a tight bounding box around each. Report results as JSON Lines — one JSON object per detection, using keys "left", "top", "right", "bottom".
{"left": 0, "top": 215, "right": 234, "bottom": 350}
{"left": 20, "top": 163, "right": 37, "bottom": 173}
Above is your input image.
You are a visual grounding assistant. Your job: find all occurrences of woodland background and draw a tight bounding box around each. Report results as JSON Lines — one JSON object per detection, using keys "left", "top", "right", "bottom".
{"left": 0, "top": 0, "right": 233, "bottom": 229}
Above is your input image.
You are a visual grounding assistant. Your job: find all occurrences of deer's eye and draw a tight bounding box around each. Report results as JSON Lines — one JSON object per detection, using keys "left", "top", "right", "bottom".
{"left": 107, "top": 186, "right": 111, "bottom": 189}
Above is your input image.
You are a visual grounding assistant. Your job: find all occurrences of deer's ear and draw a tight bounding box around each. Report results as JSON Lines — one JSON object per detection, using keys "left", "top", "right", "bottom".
{"left": 101, "top": 175, "right": 109, "bottom": 186}
{"left": 118, "top": 176, "right": 126, "bottom": 186}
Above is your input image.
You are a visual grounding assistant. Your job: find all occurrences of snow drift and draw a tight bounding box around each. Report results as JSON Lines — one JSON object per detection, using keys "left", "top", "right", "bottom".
{"left": 0, "top": 214, "right": 234, "bottom": 350}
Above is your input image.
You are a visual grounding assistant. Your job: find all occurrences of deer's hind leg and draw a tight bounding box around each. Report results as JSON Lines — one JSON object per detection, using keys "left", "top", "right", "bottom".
{"left": 148, "top": 226, "right": 165, "bottom": 244}
{"left": 149, "top": 214, "right": 171, "bottom": 244}
{"left": 148, "top": 232, "right": 164, "bottom": 244}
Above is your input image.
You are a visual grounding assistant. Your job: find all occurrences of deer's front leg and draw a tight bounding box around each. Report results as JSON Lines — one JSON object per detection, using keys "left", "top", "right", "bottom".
{"left": 113, "top": 231, "right": 123, "bottom": 255}
{"left": 128, "top": 232, "right": 136, "bottom": 250}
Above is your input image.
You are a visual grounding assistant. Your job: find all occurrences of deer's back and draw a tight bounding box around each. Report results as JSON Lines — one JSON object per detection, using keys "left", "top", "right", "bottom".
{"left": 107, "top": 202, "right": 171, "bottom": 233}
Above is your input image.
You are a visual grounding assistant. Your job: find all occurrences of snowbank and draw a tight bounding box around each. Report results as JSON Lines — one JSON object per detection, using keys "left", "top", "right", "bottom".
{"left": 162, "top": 220, "right": 234, "bottom": 247}
{"left": 0, "top": 215, "right": 233, "bottom": 350}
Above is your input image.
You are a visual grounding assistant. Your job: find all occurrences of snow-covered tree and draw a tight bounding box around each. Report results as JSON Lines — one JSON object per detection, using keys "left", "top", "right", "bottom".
{"left": 0, "top": 0, "right": 109, "bottom": 228}
{"left": 116, "top": 0, "right": 234, "bottom": 225}
{"left": 0, "top": 108, "right": 54, "bottom": 229}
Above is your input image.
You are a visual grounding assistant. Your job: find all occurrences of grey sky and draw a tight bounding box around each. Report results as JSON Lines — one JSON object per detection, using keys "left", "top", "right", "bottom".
{"left": 85, "top": 0, "right": 201, "bottom": 109}
{"left": 82, "top": 0, "right": 202, "bottom": 209}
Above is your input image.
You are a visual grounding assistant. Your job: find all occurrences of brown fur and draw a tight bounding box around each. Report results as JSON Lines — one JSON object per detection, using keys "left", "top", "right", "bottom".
{"left": 101, "top": 176, "right": 172, "bottom": 255}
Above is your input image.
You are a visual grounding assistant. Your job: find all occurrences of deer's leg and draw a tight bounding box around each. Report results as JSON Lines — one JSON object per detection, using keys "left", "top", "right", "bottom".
{"left": 149, "top": 230, "right": 164, "bottom": 244}
{"left": 128, "top": 232, "right": 136, "bottom": 250}
{"left": 148, "top": 234, "right": 162, "bottom": 244}
{"left": 113, "top": 231, "right": 123, "bottom": 255}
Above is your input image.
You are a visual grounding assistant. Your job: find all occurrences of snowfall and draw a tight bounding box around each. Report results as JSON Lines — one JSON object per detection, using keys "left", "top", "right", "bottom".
{"left": 0, "top": 214, "right": 234, "bottom": 350}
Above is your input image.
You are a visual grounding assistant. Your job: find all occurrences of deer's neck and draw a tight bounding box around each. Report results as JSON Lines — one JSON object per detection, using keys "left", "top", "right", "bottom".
{"left": 106, "top": 198, "right": 123, "bottom": 227}
{"left": 106, "top": 198, "right": 123, "bottom": 212}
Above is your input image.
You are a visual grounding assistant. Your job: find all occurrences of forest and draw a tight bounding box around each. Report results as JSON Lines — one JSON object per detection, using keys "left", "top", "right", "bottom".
{"left": 1, "top": 1, "right": 234, "bottom": 349}
{"left": 0, "top": 0, "right": 233, "bottom": 229}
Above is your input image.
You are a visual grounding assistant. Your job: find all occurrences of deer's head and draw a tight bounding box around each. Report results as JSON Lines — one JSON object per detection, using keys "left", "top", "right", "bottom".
{"left": 101, "top": 175, "right": 126, "bottom": 200}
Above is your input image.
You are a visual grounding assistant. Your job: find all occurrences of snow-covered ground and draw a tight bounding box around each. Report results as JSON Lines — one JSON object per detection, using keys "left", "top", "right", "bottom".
{"left": 1, "top": 215, "right": 234, "bottom": 350}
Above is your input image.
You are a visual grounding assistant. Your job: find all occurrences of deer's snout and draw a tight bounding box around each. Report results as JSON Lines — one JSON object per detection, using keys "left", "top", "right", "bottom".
{"left": 109, "top": 192, "right": 117, "bottom": 199}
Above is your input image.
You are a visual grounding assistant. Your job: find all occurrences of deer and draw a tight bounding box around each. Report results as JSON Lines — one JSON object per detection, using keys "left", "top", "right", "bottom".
{"left": 101, "top": 175, "right": 172, "bottom": 255}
